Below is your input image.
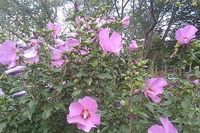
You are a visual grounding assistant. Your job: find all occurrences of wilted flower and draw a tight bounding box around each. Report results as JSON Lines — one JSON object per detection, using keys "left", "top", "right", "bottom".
{"left": 75, "top": 16, "right": 85, "bottom": 25}
{"left": 11, "top": 90, "right": 27, "bottom": 97}
{"left": 23, "top": 47, "right": 39, "bottom": 64}
{"left": 193, "top": 79, "right": 199, "bottom": 86}
{"left": 67, "top": 96, "right": 101, "bottom": 132}
{"left": 148, "top": 117, "right": 178, "bottom": 133}
{"left": 51, "top": 49, "right": 64, "bottom": 68}
{"left": 121, "top": 16, "right": 130, "bottom": 27}
{"left": 99, "top": 28, "right": 122, "bottom": 54}
{"left": 56, "top": 38, "right": 80, "bottom": 52}
{"left": 129, "top": 40, "right": 138, "bottom": 51}
{"left": 144, "top": 77, "right": 167, "bottom": 103}
{"left": 80, "top": 47, "right": 89, "bottom": 55}
{"left": 118, "top": 99, "right": 126, "bottom": 109}
{"left": 95, "top": 17, "right": 115, "bottom": 27}
{"left": 64, "top": 38, "right": 80, "bottom": 50}
{"left": 106, "top": 16, "right": 115, "bottom": 24}
{"left": 29, "top": 39, "right": 41, "bottom": 46}
{"left": 175, "top": 25, "right": 198, "bottom": 45}
{"left": 74, "top": 1, "right": 79, "bottom": 12}
{"left": 0, "top": 41, "right": 17, "bottom": 68}
{"left": 55, "top": 39, "right": 65, "bottom": 48}
{"left": 5, "top": 66, "right": 26, "bottom": 76}
{"left": 0, "top": 88, "right": 5, "bottom": 96}
{"left": 50, "top": 38, "right": 79, "bottom": 68}
{"left": 47, "top": 22, "right": 61, "bottom": 38}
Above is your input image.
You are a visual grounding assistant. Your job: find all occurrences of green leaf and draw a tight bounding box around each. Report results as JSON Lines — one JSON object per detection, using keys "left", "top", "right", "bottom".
{"left": 53, "top": 103, "right": 65, "bottom": 110}
{"left": 22, "top": 110, "right": 32, "bottom": 120}
{"left": 55, "top": 85, "right": 63, "bottom": 93}
{"left": 194, "top": 70, "right": 200, "bottom": 78}
{"left": 119, "top": 124, "right": 129, "bottom": 133}
{"left": 89, "top": 57, "right": 98, "bottom": 67}
{"left": 42, "top": 106, "right": 53, "bottom": 120}
{"left": 0, "top": 122, "right": 7, "bottom": 132}
{"left": 181, "top": 98, "right": 191, "bottom": 109}
{"left": 98, "top": 73, "right": 112, "bottom": 79}
{"left": 72, "top": 89, "right": 81, "bottom": 98}
{"left": 145, "top": 103, "right": 154, "bottom": 113}
{"left": 28, "top": 100, "right": 38, "bottom": 114}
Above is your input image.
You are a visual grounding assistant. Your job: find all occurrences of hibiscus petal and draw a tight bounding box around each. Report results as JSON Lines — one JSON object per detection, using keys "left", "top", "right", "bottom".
{"left": 77, "top": 119, "right": 96, "bottom": 132}
{"left": 91, "top": 114, "right": 101, "bottom": 125}
{"left": 184, "top": 25, "right": 198, "bottom": 39}
{"left": 121, "top": 16, "right": 130, "bottom": 27}
{"left": 68, "top": 102, "right": 83, "bottom": 118}
{"left": 65, "top": 38, "right": 80, "bottom": 47}
{"left": 51, "top": 60, "right": 64, "bottom": 68}
{"left": 160, "top": 117, "right": 178, "bottom": 133}
{"left": 148, "top": 124, "right": 165, "bottom": 133}
{"left": 99, "top": 28, "right": 110, "bottom": 53}
{"left": 78, "top": 96, "right": 98, "bottom": 113}
{"left": 151, "top": 96, "right": 161, "bottom": 103}
{"left": 23, "top": 47, "right": 38, "bottom": 58}
{"left": 67, "top": 115, "right": 85, "bottom": 126}
{"left": 148, "top": 77, "right": 167, "bottom": 89}
{"left": 109, "top": 32, "right": 122, "bottom": 54}
{"left": 0, "top": 41, "right": 16, "bottom": 66}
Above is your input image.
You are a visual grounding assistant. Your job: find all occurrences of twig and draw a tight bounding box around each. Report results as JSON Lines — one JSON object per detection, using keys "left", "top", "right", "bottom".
{"left": 114, "top": 0, "right": 121, "bottom": 18}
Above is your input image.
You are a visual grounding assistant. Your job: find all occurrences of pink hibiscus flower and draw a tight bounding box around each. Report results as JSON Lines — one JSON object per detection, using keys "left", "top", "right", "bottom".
{"left": 121, "top": 16, "right": 130, "bottom": 27}
{"left": 55, "top": 38, "right": 80, "bottom": 52}
{"left": 67, "top": 96, "right": 101, "bottom": 132}
{"left": 175, "top": 25, "right": 198, "bottom": 45}
{"left": 29, "top": 39, "right": 41, "bottom": 46}
{"left": 148, "top": 117, "right": 178, "bottom": 133}
{"left": 144, "top": 77, "right": 167, "bottom": 103}
{"left": 0, "top": 41, "right": 17, "bottom": 68}
{"left": 23, "top": 47, "right": 39, "bottom": 64}
{"left": 49, "top": 38, "right": 79, "bottom": 68}
{"left": 47, "top": 22, "right": 61, "bottom": 38}
{"left": 99, "top": 28, "right": 122, "bottom": 54}
{"left": 129, "top": 40, "right": 138, "bottom": 51}
{"left": 80, "top": 47, "right": 89, "bottom": 55}
{"left": 51, "top": 49, "right": 64, "bottom": 68}
{"left": 193, "top": 79, "right": 199, "bottom": 85}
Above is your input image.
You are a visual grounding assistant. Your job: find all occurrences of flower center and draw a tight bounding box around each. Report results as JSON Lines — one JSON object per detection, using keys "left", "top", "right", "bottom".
{"left": 183, "top": 37, "right": 188, "bottom": 42}
{"left": 81, "top": 109, "right": 90, "bottom": 120}
{"left": 147, "top": 88, "right": 154, "bottom": 95}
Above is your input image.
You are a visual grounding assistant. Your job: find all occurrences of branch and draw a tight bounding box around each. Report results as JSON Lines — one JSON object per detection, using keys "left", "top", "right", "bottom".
{"left": 113, "top": 0, "right": 121, "bottom": 18}
{"left": 121, "top": 0, "right": 131, "bottom": 19}
{"left": 121, "top": 0, "right": 124, "bottom": 19}
{"left": 143, "top": 0, "right": 160, "bottom": 58}
{"left": 162, "top": 6, "right": 178, "bottom": 40}
{"left": 149, "top": 0, "right": 157, "bottom": 22}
